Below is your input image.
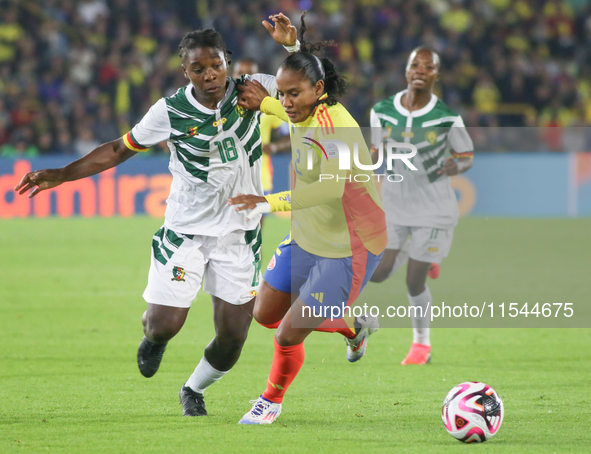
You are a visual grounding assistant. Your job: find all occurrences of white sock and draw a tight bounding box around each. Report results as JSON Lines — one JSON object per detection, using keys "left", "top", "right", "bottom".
{"left": 185, "top": 356, "right": 228, "bottom": 393}
{"left": 408, "top": 286, "right": 432, "bottom": 347}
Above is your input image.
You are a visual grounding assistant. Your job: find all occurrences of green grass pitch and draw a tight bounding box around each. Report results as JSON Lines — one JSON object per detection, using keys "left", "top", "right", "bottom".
{"left": 1, "top": 216, "right": 590, "bottom": 453}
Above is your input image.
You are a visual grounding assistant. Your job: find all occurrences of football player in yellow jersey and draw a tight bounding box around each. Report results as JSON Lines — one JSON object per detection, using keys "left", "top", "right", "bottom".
{"left": 229, "top": 13, "right": 387, "bottom": 425}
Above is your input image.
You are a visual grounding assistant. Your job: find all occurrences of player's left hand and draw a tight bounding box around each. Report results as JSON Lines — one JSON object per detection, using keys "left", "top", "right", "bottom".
{"left": 228, "top": 194, "right": 270, "bottom": 221}
{"left": 437, "top": 157, "right": 459, "bottom": 176}
{"left": 237, "top": 80, "right": 269, "bottom": 111}
{"left": 262, "top": 13, "right": 297, "bottom": 46}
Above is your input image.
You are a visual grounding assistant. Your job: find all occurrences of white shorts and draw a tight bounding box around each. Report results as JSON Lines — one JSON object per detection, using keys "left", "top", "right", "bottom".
{"left": 386, "top": 224, "right": 454, "bottom": 264}
{"left": 143, "top": 226, "right": 262, "bottom": 308}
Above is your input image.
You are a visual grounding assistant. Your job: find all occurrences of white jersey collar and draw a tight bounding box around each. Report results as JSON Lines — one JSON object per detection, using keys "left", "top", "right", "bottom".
{"left": 394, "top": 89, "right": 438, "bottom": 117}
{"left": 185, "top": 78, "right": 235, "bottom": 114}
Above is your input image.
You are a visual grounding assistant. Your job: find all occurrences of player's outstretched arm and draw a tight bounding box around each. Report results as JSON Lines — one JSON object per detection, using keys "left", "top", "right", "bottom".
{"left": 15, "top": 138, "right": 136, "bottom": 198}
{"left": 262, "top": 13, "right": 297, "bottom": 47}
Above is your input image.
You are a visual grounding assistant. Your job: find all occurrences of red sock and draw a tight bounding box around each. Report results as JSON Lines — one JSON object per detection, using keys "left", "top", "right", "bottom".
{"left": 315, "top": 318, "right": 356, "bottom": 339}
{"left": 258, "top": 319, "right": 281, "bottom": 329}
{"left": 262, "top": 338, "right": 305, "bottom": 403}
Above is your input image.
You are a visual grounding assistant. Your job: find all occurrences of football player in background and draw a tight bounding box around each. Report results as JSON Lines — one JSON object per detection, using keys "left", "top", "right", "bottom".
{"left": 369, "top": 47, "right": 474, "bottom": 365}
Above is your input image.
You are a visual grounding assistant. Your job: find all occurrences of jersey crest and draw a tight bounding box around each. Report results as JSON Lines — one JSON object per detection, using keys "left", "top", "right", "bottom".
{"left": 236, "top": 104, "right": 247, "bottom": 117}
{"left": 186, "top": 126, "right": 199, "bottom": 137}
{"left": 425, "top": 130, "right": 438, "bottom": 145}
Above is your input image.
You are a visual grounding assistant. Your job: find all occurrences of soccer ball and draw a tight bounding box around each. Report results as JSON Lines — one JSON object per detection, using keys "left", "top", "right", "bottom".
{"left": 441, "top": 381, "right": 504, "bottom": 443}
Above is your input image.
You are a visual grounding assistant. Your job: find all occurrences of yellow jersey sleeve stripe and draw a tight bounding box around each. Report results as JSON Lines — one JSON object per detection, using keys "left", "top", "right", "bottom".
{"left": 317, "top": 105, "right": 335, "bottom": 135}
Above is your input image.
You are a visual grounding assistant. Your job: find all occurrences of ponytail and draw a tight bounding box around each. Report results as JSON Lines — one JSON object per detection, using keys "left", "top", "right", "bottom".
{"left": 279, "top": 11, "right": 347, "bottom": 106}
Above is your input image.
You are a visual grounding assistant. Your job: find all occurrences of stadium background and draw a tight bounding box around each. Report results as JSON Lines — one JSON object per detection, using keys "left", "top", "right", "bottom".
{"left": 1, "top": 0, "right": 591, "bottom": 218}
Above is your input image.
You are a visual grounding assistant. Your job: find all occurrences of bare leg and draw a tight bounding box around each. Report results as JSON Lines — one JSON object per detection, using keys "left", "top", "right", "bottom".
{"left": 275, "top": 298, "right": 324, "bottom": 346}
{"left": 406, "top": 259, "right": 431, "bottom": 297}
{"left": 253, "top": 280, "right": 293, "bottom": 327}
{"left": 180, "top": 297, "right": 255, "bottom": 415}
{"left": 247, "top": 298, "right": 322, "bottom": 409}
{"left": 138, "top": 303, "right": 190, "bottom": 377}
{"left": 370, "top": 249, "right": 399, "bottom": 283}
{"left": 142, "top": 303, "right": 190, "bottom": 344}
{"left": 203, "top": 296, "right": 255, "bottom": 371}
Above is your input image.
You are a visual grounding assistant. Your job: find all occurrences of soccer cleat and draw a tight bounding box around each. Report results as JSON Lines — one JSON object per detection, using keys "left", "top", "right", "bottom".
{"left": 137, "top": 336, "right": 167, "bottom": 378}
{"left": 179, "top": 385, "right": 207, "bottom": 416}
{"left": 401, "top": 342, "right": 431, "bottom": 365}
{"left": 345, "top": 315, "right": 379, "bottom": 362}
{"left": 239, "top": 396, "right": 282, "bottom": 424}
{"left": 428, "top": 263, "right": 440, "bottom": 279}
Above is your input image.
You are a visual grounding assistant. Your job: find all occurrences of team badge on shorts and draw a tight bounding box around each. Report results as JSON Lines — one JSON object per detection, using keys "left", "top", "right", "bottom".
{"left": 250, "top": 290, "right": 258, "bottom": 297}
{"left": 267, "top": 255, "right": 276, "bottom": 270}
{"left": 171, "top": 266, "right": 186, "bottom": 282}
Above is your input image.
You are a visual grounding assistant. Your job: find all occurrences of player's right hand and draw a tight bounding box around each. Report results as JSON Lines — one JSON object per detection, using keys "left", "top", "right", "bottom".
{"left": 15, "top": 169, "right": 64, "bottom": 197}
{"left": 237, "top": 80, "right": 269, "bottom": 111}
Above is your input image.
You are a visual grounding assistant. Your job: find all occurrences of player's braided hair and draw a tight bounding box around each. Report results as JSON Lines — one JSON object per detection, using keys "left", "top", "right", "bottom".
{"left": 279, "top": 11, "right": 347, "bottom": 107}
{"left": 178, "top": 29, "right": 232, "bottom": 63}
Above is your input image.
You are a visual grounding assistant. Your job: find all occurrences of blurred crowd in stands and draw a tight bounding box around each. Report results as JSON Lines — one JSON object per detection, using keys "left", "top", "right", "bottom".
{"left": 1, "top": 0, "right": 590, "bottom": 156}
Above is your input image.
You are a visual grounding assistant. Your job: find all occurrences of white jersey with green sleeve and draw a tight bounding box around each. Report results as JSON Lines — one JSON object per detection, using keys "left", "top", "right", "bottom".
{"left": 124, "top": 74, "right": 277, "bottom": 236}
{"left": 370, "top": 90, "right": 474, "bottom": 229}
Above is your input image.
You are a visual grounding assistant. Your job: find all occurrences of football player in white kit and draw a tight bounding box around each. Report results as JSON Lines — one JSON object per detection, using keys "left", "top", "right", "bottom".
{"left": 15, "top": 29, "right": 282, "bottom": 416}
{"left": 369, "top": 47, "right": 474, "bottom": 365}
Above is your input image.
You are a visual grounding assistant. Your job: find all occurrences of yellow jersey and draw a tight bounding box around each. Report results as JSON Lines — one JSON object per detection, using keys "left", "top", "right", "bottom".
{"left": 261, "top": 96, "right": 387, "bottom": 258}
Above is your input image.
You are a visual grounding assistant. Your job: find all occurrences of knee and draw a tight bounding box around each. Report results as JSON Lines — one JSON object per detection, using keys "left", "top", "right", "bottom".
{"left": 406, "top": 276, "right": 426, "bottom": 297}
{"left": 275, "top": 330, "right": 304, "bottom": 347}
{"left": 370, "top": 265, "right": 391, "bottom": 283}
{"left": 143, "top": 311, "right": 183, "bottom": 343}
{"left": 253, "top": 304, "right": 266, "bottom": 324}
{"left": 275, "top": 331, "right": 294, "bottom": 346}
{"left": 216, "top": 330, "right": 248, "bottom": 354}
{"left": 253, "top": 304, "right": 280, "bottom": 327}
{"left": 275, "top": 322, "right": 308, "bottom": 346}
{"left": 252, "top": 291, "right": 286, "bottom": 327}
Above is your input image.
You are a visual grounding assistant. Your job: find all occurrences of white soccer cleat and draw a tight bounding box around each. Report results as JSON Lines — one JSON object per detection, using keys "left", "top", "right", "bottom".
{"left": 346, "top": 315, "right": 379, "bottom": 362}
{"left": 238, "top": 396, "right": 282, "bottom": 425}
